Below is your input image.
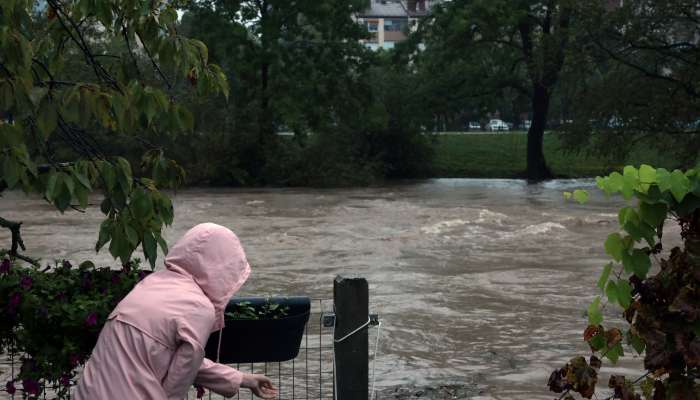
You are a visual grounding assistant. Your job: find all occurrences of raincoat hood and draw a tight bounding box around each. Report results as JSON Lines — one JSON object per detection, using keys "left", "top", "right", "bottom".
{"left": 165, "top": 223, "right": 251, "bottom": 331}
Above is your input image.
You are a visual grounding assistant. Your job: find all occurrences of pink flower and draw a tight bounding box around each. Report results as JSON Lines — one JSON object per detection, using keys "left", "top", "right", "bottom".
{"left": 85, "top": 312, "right": 98, "bottom": 327}
{"left": 59, "top": 374, "right": 71, "bottom": 387}
{"left": 196, "top": 385, "right": 206, "bottom": 398}
{"left": 6, "top": 381, "right": 15, "bottom": 395}
{"left": 22, "top": 378, "right": 39, "bottom": 396}
{"left": 20, "top": 275, "right": 33, "bottom": 290}
{"left": 0, "top": 259, "right": 10, "bottom": 274}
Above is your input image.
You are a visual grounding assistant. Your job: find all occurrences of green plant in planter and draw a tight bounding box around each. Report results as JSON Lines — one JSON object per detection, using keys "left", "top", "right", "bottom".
{"left": 225, "top": 299, "right": 291, "bottom": 321}
{"left": 551, "top": 165, "right": 700, "bottom": 399}
{"left": 0, "top": 255, "right": 146, "bottom": 397}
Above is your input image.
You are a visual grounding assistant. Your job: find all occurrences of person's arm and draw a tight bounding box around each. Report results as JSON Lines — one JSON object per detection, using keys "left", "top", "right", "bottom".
{"left": 194, "top": 358, "right": 243, "bottom": 397}
{"left": 241, "top": 373, "right": 278, "bottom": 399}
{"left": 161, "top": 319, "right": 207, "bottom": 400}
{"left": 195, "top": 360, "right": 279, "bottom": 398}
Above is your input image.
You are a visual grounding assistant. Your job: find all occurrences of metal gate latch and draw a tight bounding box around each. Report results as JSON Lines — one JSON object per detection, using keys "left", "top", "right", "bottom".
{"left": 321, "top": 313, "right": 380, "bottom": 328}
{"left": 322, "top": 312, "right": 336, "bottom": 327}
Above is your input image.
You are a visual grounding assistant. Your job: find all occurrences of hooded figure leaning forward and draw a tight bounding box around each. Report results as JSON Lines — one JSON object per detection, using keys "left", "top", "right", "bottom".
{"left": 75, "top": 223, "right": 278, "bottom": 400}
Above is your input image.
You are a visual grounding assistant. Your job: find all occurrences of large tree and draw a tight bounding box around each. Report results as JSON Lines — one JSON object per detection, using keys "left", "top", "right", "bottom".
{"left": 180, "top": 0, "right": 373, "bottom": 182}
{"left": 558, "top": 0, "right": 700, "bottom": 167}
{"left": 419, "top": 0, "right": 576, "bottom": 180}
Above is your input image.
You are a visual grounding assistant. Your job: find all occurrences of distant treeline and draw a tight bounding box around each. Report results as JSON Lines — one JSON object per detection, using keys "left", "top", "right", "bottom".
{"left": 54, "top": 0, "right": 699, "bottom": 186}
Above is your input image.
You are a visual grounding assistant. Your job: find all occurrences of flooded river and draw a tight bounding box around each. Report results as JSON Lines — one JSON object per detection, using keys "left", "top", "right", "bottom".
{"left": 1, "top": 179, "right": 670, "bottom": 399}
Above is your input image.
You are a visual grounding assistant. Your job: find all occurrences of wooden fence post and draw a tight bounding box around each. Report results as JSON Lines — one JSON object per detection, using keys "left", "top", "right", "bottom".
{"left": 334, "top": 275, "right": 369, "bottom": 400}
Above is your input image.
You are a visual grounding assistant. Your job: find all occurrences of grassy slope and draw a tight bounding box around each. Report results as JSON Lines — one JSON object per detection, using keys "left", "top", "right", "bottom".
{"left": 431, "top": 132, "right": 684, "bottom": 178}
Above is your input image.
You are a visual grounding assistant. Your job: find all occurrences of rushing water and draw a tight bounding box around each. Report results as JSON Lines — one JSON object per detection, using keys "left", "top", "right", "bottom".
{"left": 1, "top": 179, "right": 678, "bottom": 399}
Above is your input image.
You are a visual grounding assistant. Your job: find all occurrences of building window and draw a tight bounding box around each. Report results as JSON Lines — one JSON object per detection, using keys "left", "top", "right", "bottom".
{"left": 367, "top": 21, "right": 378, "bottom": 32}
{"left": 382, "top": 41, "right": 395, "bottom": 50}
{"left": 384, "top": 19, "right": 407, "bottom": 32}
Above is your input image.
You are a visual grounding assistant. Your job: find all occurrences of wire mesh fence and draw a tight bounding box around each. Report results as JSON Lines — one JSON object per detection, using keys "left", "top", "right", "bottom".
{"left": 189, "top": 299, "right": 336, "bottom": 400}
{"left": 0, "top": 299, "right": 336, "bottom": 400}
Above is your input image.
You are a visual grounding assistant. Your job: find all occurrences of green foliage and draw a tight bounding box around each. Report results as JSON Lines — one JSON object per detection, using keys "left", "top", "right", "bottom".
{"left": 1, "top": 1, "right": 225, "bottom": 396}
{"left": 415, "top": 0, "right": 580, "bottom": 179}
{"left": 565, "top": 189, "right": 590, "bottom": 204}
{"left": 587, "top": 296, "right": 603, "bottom": 326}
{"left": 224, "top": 299, "right": 290, "bottom": 321}
{"left": 0, "top": 257, "right": 148, "bottom": 397}
{"left": 555, "top": 164, "right": 700, "bottom": 399}
{"left": 0, "top": 0, "right": 227, "bottom": 266}
{"left": 557, "top": 0, "right": 700, "bottom": 166}
{"left": 166, "top": 2, "right": 432, "bottom": 186}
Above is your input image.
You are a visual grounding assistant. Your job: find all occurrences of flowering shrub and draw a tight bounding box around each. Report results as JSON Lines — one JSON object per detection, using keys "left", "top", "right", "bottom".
{"left": 0, "top": 255, "right": 146, "bottom": 398}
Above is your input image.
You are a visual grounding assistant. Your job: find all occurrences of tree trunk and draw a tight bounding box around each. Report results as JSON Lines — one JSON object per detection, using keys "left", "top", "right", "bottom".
{"left": 259, "top": 61, "right": 272, "bottom": 141}
{"left": 251, "top": 0, "right": 276, "bottom": 181}
{"left": 686, "top": 208, "right": 700, "bottom": 266}
{"left": 526, "top": 84, "right": 552, "bottom": 180}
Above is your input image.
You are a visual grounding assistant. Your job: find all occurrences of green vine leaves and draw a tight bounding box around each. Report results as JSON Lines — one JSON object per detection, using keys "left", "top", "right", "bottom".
{"left": 590, "top": 165, "right": 698, "bottom": 332}
{"left": 0, "top": 0, "right": 229, "bottom": 268}
{"left": 554, "top": 164, "right": 700, "bottom": 399}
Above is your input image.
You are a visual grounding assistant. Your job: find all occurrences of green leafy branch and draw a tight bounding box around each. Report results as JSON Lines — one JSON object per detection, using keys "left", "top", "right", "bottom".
{"left": 0, "top": 0, "right": 229, "bottom": 268}
{"left": 552, "top": 164, "right": 700, "bottom": 399}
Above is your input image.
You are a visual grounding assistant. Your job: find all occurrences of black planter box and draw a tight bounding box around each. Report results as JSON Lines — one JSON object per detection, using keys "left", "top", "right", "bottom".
{"left": 204, "top": 297, "right": 311, "bottom": 363}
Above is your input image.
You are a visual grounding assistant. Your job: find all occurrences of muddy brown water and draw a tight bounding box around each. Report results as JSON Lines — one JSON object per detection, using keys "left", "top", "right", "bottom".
{"left": 1, "top": 179, "right": 679, "bottom": 399}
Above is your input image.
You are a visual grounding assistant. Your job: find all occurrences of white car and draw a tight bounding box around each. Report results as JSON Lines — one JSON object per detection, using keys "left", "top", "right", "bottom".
{"left": 468, "top": 121, "right": 481, "bottom": 131}
{"left": 487, "top": 119, "right": 509, "bottom": 132}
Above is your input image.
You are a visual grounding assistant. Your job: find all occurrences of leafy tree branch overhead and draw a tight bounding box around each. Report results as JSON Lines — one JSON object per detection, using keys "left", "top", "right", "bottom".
{"left": 0, "top": 0, "right": 228, "bottom": 267}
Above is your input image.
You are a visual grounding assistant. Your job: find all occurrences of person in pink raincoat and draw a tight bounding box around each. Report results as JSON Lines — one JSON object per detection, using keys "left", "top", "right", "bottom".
{"left": 75, "top": 223, "right": 278, "bottom": 399}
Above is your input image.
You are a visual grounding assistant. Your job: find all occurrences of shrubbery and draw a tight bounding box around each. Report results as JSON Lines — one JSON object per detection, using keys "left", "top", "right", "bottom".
{"left": 0, "top": 256, "right": 147, "bottom": 398}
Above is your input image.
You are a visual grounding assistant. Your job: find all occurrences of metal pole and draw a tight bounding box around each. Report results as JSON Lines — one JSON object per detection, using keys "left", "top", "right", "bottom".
{"left": 333, "top": 275, "right": 368, "bottom": 400}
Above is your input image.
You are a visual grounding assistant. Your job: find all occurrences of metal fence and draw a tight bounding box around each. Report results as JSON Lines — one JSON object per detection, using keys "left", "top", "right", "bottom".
{"left": 189, "top": 299, "right": 336, "bottom": 400}
{"left": 0, "top": 299, "right": 336, "bottom": 400}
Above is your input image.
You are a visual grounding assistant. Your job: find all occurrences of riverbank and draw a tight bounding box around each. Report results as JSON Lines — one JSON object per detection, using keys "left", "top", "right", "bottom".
{"left": 377, "top": 384, "right": 485, "bottom": 400}
{"left": 430, "top": 133, "right": 683, "bottom": 178}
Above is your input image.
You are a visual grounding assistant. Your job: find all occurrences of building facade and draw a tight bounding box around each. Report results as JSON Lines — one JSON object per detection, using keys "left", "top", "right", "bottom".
{"left": 356, "top": 0, "right": 441, "bottom": 50}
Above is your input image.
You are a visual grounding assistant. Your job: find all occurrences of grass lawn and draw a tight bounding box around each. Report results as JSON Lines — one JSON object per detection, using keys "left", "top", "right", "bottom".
{"left": 430, "top": 132, "right": 686, "bottom": 179}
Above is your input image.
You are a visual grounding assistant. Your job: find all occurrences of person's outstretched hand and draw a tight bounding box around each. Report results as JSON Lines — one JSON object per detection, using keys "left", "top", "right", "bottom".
{"left": 241, "top": 373, "right": 278, "bottom": 399}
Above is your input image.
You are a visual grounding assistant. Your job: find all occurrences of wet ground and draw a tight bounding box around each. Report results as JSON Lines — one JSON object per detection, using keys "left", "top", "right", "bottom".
{"left": 1, "top": 179, "right": 679, "bottom": 399}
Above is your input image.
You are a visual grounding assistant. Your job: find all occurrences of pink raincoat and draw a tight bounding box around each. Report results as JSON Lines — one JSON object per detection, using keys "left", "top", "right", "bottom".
{"left": 75, "top": 223, "right": 252, "bottom": 399}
